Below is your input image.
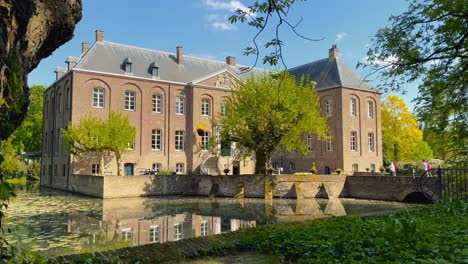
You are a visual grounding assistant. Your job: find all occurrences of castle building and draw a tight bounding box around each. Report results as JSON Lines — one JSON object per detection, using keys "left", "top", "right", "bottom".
{"left": 41, "top": 30, "right": 381, "bottom": 188}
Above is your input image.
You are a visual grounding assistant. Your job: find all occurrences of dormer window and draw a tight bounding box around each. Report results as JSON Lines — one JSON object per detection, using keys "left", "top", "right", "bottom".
{"left": 124, "top": 57, "right": 133, "bottom": 74}
{"left": 150, "top": 62, "right": 159, "bottom": 78}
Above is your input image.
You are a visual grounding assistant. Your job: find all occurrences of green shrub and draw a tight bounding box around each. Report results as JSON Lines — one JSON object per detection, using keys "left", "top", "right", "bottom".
{"left": 26, "top": 160, "right": 40, "bottom": 181}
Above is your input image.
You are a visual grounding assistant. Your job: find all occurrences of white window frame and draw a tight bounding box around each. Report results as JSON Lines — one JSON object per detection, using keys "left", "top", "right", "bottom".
{"left": 152, "top": 163, "right": 161, "bottom": 172}
{"left": 352, "top": 164, "right": 359, "bottom": 172}
{"left": 307, "top": 134, "right": 313, "bottom": 152}
{"left": 121, "top": 228, "right": 133, "bottom": 241}
{"left": 175, "top": 131, "right": 184, "bottom": 151}
{"left": 126, "top": 141, "right": 135, "bottom": 150}
{"left": 125, "top": 91, "right": 136, "bottom": 111}
{"left": 325, "top": 98, "right": 332, "bottom": 117}
{"left": 91, "top": 164, "right": 100, "bottom": 175}
{"left": 176, "top": 163, "right": 184, "bottom": 173}
{"left": 367, "top": 101, "right": 374, "bottom": 118}
{"left": 152, "top": 94, "right": 162, "bottom": 113}
{"left": 149, "top": 225, "right": 160, "bottom": 243}
{"left": 152, "top": 66, "right": 159, "bottom": 77}
{"left": 125, "top": 63, "right": 132, "bottom": 73}
{"left": 201, "top": 98, "right": 211, "bottom": 116}
{"left": 221, "top": 100, "right": 228, "bottom": 117}
{"left": 368, "top": 132, "right": 375, "bottom": 152}
{"left": 201, "top": 131, "right": 210, "bottom": 150}
{"left": 350, "top": 98, "right": 357, "bottom": 116}
{"left": 174, "top": 223, "right": 183, "bottom": 241}
{"left": 201, "top": 221, "right": 209, "bottom": 236}
{"left": 350, "top": 131, "right": 358, "bottom": 151}
{"left": 326, "top": 132, "right": 333, "bottom": 152}
{"left": 175, "top": 96, "right": 185, "bottom": 115}
{"left": 151, "top": 129, "right": 162, "bottom": 151}
{"left": 93, "top": 88, "right": 104, "bottom": 108}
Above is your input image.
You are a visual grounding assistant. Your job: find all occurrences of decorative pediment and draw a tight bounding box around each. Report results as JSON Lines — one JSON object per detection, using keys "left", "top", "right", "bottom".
{"left": 214, "top": 72, "right": 240, "bottom": 89}
{"left": 191, "top": 69, "right": 243, "bottom": 90}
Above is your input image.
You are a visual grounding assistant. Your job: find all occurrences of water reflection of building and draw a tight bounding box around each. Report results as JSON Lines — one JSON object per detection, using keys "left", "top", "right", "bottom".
{"left": 65, "top": 197, "right": 352, "bottom": 247}
{"left": 68, "top": 213, "right": 255, "bottom": 247}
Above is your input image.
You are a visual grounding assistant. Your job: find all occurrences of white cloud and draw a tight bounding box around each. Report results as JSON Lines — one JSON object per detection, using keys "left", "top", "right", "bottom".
{"left": 211, "top": 21, "right": 237, "bottom": 31}
{"left": 335, "top": 32, "right": 348, "bottom": 43}
{"left": 203, "top": 0, "right": 251, "bottom": 14}
{"left": 202, "top": 0, "right": 253, "bottom": 31}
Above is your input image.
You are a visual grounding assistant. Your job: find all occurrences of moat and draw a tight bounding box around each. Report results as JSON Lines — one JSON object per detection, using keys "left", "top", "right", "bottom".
{"left": 6, "top": 184, "right": 412, "bottom": 257}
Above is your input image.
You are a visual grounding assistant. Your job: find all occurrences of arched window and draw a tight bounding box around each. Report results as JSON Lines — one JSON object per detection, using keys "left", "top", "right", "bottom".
{"left": 152, "top": 94, "right": 162, "bottom": 113}
{"left": 93, "top": 88, "right": 105, "bottom": 108}
{"left": 324, "top": 98, "right": 333, "bottom": 117}
{"left": 221, "top": 99, "right": 229, "bottom": 116}
{"left": 350, "top": 97, "right": 357, "bottom": 116}
{"left": 201, "top": 98, "right": 211, "bottom": 116}
{"left": 125, "top": 91, "right": 136, "bottom": 111}
{"left": 367, "top": 101, "right": 374, "bottom": 118}
{"left": 175, "top": 96, "right": 184, "bottom": 115}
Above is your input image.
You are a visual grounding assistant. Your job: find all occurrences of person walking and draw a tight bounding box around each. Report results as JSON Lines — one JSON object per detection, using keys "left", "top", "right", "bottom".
{"left": 422, "top": 160, "right": 428, "bottom": 172}
{"left": 389, "top": 162, "right": 396, "bottom": 176}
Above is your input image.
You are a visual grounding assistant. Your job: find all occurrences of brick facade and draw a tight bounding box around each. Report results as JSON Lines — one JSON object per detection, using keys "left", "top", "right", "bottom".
{"left": 41, "top": 31, "right": 381, "bottom": 187}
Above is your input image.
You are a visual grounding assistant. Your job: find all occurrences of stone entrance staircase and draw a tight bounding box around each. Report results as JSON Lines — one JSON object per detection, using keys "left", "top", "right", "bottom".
{"left": 200, "top": 151, "right": 220, "bottom": 175}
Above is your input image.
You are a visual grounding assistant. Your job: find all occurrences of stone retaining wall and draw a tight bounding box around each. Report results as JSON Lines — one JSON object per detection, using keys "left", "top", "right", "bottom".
{"left": 43, "top": 174, "right": 420, "bottom": 202}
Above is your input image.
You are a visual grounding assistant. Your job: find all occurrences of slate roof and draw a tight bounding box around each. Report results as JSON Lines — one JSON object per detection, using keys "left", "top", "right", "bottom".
{"left": 73, "top": 41, "right": 374, "bottom": 92}
{"left": 288, "top": 58, "right": 375, "bottom": 92}
{"left": 74, "top": 41, "right": 265, "bottom": 83}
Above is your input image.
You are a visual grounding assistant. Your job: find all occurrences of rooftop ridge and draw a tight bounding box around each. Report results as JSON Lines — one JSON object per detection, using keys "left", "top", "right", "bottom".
{"left": 288, "top": 58, "right": 328, "bottom": 71}
{"left": 101, "top": 41, "right": 264, "bottom": 71}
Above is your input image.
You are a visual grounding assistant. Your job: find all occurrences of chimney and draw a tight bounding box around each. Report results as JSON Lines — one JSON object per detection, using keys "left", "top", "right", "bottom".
{"left": 54, "top": 67, "right": 66, "bottom": 80}
{"left": 82, "top": 42, "right": 89, "bottom": 54}
{"left": 65, "top": 56, "right": 80, "bottom": 70}
{"left": 95, "top": 30, "right": 104, "bottom": 42}
{"left": 226, "top": 56, "right": 236, "bottom": 66}
{"left": 176, "top": 46, "right": 183, "bottom": 65}
{"left": 329, "top": 45, "right": 339, "bottom": 61}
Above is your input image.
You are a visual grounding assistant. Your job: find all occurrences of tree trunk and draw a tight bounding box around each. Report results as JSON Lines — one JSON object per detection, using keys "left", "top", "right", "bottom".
{"left": 254, "top": 149, "right": 272, "bottom": 174}
{"left": 115, "top": 152, "right": 122, "bottom": 176}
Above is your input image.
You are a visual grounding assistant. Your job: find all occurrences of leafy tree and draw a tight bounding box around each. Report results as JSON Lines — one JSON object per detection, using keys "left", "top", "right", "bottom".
{"left": 0, "top": 136, "right": 20, "bottom": 176}
{"left": 62, "top": 112, "right": 135, "bottom": 176}
{"left": 382, "top": 95, "right": 432, "bottom": 162}
{"left": 104, "top": 112, "right": 136, "bottom": 176}
{"left": 11, "top": 85, "right": 45, "bottom": 152}
{"left": 423, "top": 127, "right": 451, "bottom": 161}
{"left": 216, "top": 72, "right": 328, "bottom": 174}
{"left": 362, "top": 0, "right": 467, "bottom": 166}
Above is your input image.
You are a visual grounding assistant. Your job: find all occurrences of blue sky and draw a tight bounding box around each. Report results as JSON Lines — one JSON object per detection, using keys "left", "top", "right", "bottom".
{"left": 28, "top": 0, "right": 418, "bottom": 109}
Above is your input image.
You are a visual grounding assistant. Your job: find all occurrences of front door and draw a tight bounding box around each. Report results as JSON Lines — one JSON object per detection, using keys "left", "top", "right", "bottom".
{"left": 232, "top": 161, "right": 240, "bottom": 175}
{"left": 124, "top": 163, "right": 134, "bottom": 176}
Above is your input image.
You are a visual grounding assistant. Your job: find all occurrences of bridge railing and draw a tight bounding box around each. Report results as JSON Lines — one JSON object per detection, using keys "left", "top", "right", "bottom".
{"left": 438, "top": 168, "right": 467, "bottom": 200}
